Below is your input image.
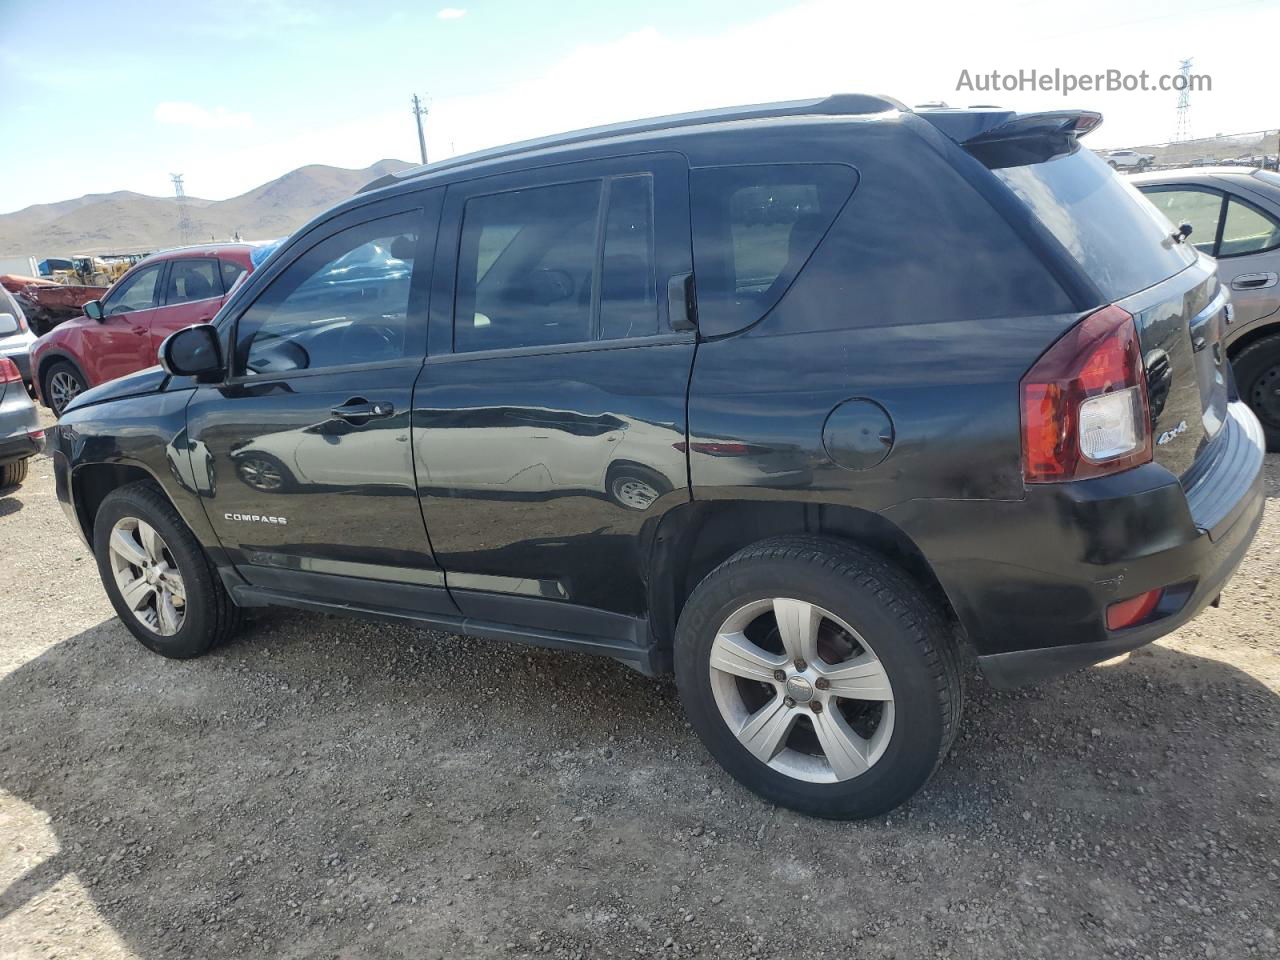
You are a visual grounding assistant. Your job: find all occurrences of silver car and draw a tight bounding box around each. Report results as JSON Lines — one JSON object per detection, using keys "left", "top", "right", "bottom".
{"left": 1132, "top": 167, "right": 1280, "bottom": 450}
{"left": 0, "top": 286, "right": 37, "bottom": 388}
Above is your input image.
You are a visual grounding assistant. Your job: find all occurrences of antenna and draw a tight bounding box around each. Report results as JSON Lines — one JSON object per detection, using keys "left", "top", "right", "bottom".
{"left": 1174, "top": 57, "right": 1193, "bottom": 142}
{"left": 411, "top": 94, "right": 429, "bottom": 165}
{"left": 170, "top": 173, "right": 193, "bottom": 245}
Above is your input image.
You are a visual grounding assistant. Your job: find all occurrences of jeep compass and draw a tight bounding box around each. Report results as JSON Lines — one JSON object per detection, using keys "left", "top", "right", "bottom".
{"left": 48, "top": 96, "right": 1266, "bottom": 818}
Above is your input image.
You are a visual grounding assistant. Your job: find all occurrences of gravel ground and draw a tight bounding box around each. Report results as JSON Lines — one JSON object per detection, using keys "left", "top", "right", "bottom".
{"left": 1, "top": 409, "right": 1278, "bottom": 960}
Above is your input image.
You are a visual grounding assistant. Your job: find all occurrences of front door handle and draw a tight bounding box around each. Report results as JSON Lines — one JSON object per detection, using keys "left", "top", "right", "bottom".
{"left": 1232, "top": 272, "right": 1278, "bottom": 290}
{"left": 331, "top": 397, "right": 395, "bottom": 422}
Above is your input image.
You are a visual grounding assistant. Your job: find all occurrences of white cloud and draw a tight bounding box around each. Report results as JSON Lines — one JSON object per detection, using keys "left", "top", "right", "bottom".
{"left": 437, "top": 7, "right": 466, "bottom": 20}
{"left": 154, "top": 101, "right": 252, "bottom": 130}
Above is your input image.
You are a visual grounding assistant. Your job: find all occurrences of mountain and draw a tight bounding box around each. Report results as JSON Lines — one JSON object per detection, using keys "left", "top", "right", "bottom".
{"left": 0, "top": 159, "right": 413, "bottom": 257}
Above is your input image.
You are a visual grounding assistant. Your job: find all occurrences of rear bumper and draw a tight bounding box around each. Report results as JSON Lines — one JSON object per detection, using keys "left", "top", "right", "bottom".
{"left": 885, "top": 400, "right": 1266, "bottom": 688}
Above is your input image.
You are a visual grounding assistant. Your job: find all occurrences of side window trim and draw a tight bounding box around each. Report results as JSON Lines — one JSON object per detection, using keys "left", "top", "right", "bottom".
{"left": 221, "top": 196, "right": 440, "bottom": 383}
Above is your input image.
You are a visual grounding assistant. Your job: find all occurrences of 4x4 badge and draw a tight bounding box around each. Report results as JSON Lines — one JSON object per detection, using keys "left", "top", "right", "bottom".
{"left": 1156, "top": 420, "right": 1188, "bottom": 445}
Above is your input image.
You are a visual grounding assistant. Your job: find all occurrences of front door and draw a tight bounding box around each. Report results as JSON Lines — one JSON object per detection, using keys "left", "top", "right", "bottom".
{"left": 414, "top": 155, "right": 695, "bottom": 623}
{"left": 92, "top": 261, "right": 164, "bottom": 385}
{"left": 184, "top": 190, "right": 454, "bottom": 614}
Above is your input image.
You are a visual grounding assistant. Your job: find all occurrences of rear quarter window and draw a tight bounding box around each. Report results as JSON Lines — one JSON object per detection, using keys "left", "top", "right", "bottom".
{"left": 690, "top": 164, "right": 857, "bottom": 336}
{"left": 994, "top": 149, "right": 1196, "bottom": 300}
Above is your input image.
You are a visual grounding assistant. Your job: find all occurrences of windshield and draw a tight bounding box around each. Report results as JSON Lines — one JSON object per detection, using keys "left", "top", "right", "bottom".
{"left": 994, "top": 148, "right": 1197, "bottom": 300}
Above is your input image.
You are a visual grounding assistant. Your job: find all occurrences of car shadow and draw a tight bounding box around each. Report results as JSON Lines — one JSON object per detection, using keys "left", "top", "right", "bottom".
{"left": 0, "top": 494, "right": 22, "bottom": 518}
{"left": 1, "top": 613, "right": 1277, "bottom": 957}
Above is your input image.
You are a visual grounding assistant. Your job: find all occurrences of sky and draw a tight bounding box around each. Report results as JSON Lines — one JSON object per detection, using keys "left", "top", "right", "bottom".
{"left": 1, "top": 0, "right": 1278, "bottom": 214}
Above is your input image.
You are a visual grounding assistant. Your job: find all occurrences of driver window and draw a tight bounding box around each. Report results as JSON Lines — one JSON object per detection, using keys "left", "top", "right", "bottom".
{"left": 234, "top": 213, "right": 420, "bottom": 376}
{"left": 103, "top": 264, "right": 163, "bottom": 316}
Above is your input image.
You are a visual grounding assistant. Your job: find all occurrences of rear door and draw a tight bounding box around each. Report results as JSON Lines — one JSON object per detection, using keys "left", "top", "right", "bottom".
{"left": 414, "top": 154, "right": 694, "bottom": 623}
{"left": 152, "top": 256, "right": 226, "bottom": 355}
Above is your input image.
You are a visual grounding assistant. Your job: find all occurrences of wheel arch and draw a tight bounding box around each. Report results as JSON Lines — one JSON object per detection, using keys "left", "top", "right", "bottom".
{"left": 1226, "top": 318, "right": 1280, "bottom": 364}
{"left": 646, "top": 499, "right": 959, "bottom": 654}
{"left": 71, "top": 461, "right": 165, "bottom": 548}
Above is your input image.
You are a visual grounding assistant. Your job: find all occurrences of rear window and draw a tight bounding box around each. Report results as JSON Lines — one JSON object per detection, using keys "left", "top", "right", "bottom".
{"left": 993, "top": 149, "right": 1196, "bottom": 300}
{"left": 691, "top": 164, "right": 857, "bottom": 335}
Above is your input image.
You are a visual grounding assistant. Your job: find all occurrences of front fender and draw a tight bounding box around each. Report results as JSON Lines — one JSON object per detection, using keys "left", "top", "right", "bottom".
{"left": 51, "top": 388, "right": 227, "bottom": 565}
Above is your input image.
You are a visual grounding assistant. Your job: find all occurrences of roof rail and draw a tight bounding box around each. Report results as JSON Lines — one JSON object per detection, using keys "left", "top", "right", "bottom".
{"left": 359, "top": 93, "right": 906, "bottom": 193}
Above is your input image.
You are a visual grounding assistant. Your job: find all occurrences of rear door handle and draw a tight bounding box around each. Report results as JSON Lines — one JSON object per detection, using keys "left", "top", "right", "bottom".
{"left": 331, "top": 397, "right": 395, "bottom": 422}
{"left": 1231, "top": 272, "right": 1278, "bottom": 290}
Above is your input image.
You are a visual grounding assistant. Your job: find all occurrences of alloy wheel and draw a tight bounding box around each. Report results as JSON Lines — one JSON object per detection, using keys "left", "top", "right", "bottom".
{"left": 708, "top": 597, "right": 895, "bottom": 783}
{"left": 107, "top": 517, "right": 187, "bottom": 636}
{"left": 49, "top": 370, "right": 83, "bottom": 413}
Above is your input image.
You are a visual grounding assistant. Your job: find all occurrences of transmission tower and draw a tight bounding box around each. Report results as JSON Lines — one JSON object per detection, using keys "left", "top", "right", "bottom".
{"left": 170, "top": 173, "right": 194, "bottom": 245}
{"left": 1174, "top": 58, "right": 1193, "bottom": 142}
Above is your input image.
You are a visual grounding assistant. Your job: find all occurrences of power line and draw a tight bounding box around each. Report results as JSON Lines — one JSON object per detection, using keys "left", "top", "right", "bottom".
{"left": 411, "top": 94, "right": 429, "bottom": 165}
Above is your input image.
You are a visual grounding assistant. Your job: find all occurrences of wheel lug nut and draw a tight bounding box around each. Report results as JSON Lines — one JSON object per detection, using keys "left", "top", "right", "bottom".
{"left": 773, "top": 669, "right": 786, "bottom": 682}
{"left": 815, "top": 677, "right": 830, "bottom": 690}
{"left": 810, "top": 701, "right": 823, "bottom": 713}
{"left": 793, "top": 658, "right": 807, "bottom": 671}
{"left": 783, "top": 696, "right": 796, "bottom": 708}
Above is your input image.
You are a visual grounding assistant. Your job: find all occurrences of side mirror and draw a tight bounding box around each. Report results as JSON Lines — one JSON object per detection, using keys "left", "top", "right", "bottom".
{"left": 0, "top": 312, "right": 18, "bottom": 336}
{"left": 159, "top": 324, "right": 223, "bottom": 379}
{"left": 83, "top": 299, "right": 105, "bottom": 321}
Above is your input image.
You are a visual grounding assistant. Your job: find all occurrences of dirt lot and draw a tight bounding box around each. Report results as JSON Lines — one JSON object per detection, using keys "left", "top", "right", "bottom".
{"left": 1, "top": 416, "right": 1278, "bottom": 960}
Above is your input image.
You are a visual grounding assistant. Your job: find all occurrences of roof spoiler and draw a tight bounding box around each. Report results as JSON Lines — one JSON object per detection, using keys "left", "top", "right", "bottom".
{"left": 918, "top": 108, "right": 1103, "bottom": 169}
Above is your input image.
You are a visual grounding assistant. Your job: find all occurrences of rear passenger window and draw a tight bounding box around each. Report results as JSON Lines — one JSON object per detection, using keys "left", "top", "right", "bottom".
{"left": 690, "top": 164, "right": 857, "bottom": 335}
{"left": 165, "top": 259, "right": 220, "bottom": 305}
{"left": 454, "top": 175, "right": 660, "bottom": 353}
{"left": 1220, "top": 198, "right": 1280, "bottom": 257}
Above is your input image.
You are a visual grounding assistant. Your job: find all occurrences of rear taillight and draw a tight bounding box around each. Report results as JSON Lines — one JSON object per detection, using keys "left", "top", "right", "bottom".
{"left": 0, "top": 358, "right": 21, "bottom": 384}
{"left": 1020, "top": 304, "right": 1152, "bottom": 483}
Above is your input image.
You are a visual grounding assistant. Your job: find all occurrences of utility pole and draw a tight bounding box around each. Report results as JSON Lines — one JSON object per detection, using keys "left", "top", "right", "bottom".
{"left": 411, "top": 94, "right": 429, "bottom": 165}
{"left": 170, "top": 173, "right": 193, "bottom": 245}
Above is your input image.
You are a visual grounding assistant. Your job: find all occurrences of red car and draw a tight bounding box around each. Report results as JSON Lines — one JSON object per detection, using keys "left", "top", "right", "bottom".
{"left": 31, "top": 244, "right": 258, "bottom": 414}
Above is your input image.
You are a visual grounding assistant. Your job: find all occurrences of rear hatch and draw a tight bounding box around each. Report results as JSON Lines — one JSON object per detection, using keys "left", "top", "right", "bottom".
{"left": 983, "top": 139, "right": 1225, "bottom": 480}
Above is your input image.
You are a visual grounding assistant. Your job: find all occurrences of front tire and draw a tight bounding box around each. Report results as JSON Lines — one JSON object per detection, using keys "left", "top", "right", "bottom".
{"left": 674, "top": 536, "right": 963, "bottom": 819}
{"left": 1232, "top": 332, "right": 1280, "bottom": 451}
{"left": 93, "top": 481, "right": 242, "bottom": 659}
{"left": 44, "top": 361, "right": 87, "bottom": 415}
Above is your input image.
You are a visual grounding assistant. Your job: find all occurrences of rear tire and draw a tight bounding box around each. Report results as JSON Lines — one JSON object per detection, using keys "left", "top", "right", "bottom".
{"left": 674, "top": 536, "right": 963, "bottom": 819}
{"left": 93, "top": 481, "right": 242, "bottom": 659}
{"left": 1, "top": 458, "right": 29, "bottom": 488}
{"left": 1232, "top": 332, "right": 1280, "bottom": 451}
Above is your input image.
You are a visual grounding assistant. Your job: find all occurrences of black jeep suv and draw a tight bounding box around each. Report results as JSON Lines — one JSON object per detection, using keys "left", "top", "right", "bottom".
{"left": 50, "top": 96, "right": 1266, "bottom": 819}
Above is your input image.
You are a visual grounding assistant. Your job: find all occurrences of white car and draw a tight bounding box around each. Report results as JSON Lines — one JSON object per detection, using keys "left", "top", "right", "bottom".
{"left": 1104, "top": 149, "right": 1154, "bottom": 172}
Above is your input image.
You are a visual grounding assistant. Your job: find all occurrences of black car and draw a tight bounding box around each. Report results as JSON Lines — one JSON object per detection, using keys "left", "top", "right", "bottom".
{"left": 49, "top": 96, "right": 1266, "bottom": 819}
